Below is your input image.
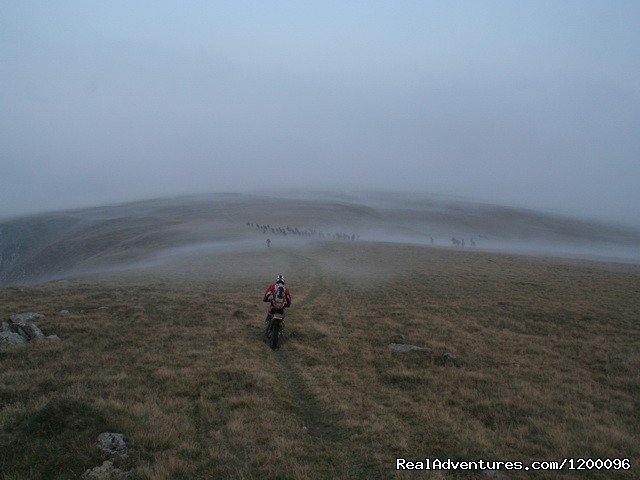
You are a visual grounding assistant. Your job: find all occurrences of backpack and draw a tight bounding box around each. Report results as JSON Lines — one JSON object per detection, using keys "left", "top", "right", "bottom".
{"left": 272, "top": 285, "right": 287, "bottom": 309}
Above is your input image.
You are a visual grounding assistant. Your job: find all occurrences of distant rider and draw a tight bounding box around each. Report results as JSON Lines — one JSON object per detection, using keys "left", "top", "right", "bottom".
{"left": 263, "top": 274, "right": 292, "bottom": 335}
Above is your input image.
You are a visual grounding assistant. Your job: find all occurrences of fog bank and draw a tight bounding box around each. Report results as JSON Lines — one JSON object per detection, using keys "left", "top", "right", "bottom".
{"left": 2, "top": 2, "right": 639, "bottom": 225}
{"left": 1, "top": 193, "right": 639, "bottom": 286}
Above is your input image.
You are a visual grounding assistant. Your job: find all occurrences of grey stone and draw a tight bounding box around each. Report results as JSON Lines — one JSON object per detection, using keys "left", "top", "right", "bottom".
{"left": 2, "top": 321, "right": 17, "bottom": 333}
{"left": 2, "top": 318, "right": 53, "bottom": 343}
{"left": 13, "top": 326, "right": 30, "bottom": 341}
{"left": 14, "top": 322, "right": 45, "bottom": 340}
{"left": 96, "top": 432, "right": 128, "bottom": 456}
{"left": 0, "top": 331, "right": 27, "bottom": 347}
{"left": 389, "top": 343, "right": 425, "bottom": 352}
{"left": 57, "top": 310, "right": 70, "bottom": 315}
{"left": 83, "top": 460, "right": 129, "bottom": 479}
{"left": 47, "top": 334, "right": 61, "bottom": 341}
{"left": 97, "top": 306, "right": 110, "bottom": 311}
{"left": 10, "top": 312, "right": 44, "bottom": 323}
{"left": 7, "top": 312, "right": 44, "bottom": 340}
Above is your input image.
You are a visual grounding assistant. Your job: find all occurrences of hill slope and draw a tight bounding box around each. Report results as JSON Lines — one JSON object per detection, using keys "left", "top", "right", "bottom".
{"left": 1, "top": 243, "right": 638, "bottom": 479}
{"left": 1, "top": 192, "right": 639, "bottom": 286}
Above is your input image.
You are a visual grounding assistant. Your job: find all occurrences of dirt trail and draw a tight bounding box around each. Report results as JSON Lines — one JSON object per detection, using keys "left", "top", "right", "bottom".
{"left": 272, "top": 261, "right": 335, "bottom": 439}
{"left": 268, "top": 258, "right": 381, "bottom": 477}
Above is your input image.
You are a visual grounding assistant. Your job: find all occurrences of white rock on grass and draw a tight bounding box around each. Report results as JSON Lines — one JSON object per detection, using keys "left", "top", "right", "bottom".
{"left": 57, "top": 310, "right": 70, "bottom": 315}
{"left": 47, "top": 335, "right": 61, "bottom": 341}
{"left": 83, "top": 460, "right": 129, "bottom": 479}
{"left": 388, "top": 343, "right": 425, "bottom": 352}
{"left": 96, "top": 432, "right": 128, "bottom": 456}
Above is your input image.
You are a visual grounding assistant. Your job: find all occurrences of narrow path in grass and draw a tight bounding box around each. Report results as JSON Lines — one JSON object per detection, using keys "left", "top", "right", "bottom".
{"left": 267, "top": 256, "right": 380, "bottom": 478}
{"left": 272, "top": 260, "right": 335, "bottom": 439}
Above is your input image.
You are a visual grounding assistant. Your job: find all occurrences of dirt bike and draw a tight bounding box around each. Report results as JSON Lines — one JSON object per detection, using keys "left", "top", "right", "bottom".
{"left": 265, "top": 311, "right": 285, "bottom": 349}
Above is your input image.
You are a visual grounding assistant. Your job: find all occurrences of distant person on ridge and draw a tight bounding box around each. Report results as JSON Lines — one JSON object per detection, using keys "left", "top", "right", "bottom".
{"left": 263, "top": 274, "right": 291, "bottom": 335}
{"left": 266, "top": 238, "right": 271, "bottom": 248}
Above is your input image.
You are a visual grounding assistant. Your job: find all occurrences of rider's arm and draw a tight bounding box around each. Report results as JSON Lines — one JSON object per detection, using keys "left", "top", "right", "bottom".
{"left": 263, "top": 285, "right": 273, "bottom": 302}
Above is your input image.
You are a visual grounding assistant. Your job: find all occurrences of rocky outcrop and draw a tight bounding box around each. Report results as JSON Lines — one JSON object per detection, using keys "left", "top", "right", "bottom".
{"left": 83, "top": 460, "right": 129, "bottom": 479}
{"left": 7, "top": 312, "right": 45, "bottom": 340}
{"left": 14, "top": 321, "right": 45, "bottom": 340}
{"left": 96, "top": 432, "right": 128, "bottom": 456}
{"left": 0, "top": 331, "right": 27, "bottom": 347}
{"left": 1, "top": 313, "right": 57, "bottom": 347}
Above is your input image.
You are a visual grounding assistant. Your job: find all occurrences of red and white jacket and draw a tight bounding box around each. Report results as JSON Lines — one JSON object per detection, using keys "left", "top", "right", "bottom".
{"left": 263, "top": 283, "right": 292, "bottom": 308}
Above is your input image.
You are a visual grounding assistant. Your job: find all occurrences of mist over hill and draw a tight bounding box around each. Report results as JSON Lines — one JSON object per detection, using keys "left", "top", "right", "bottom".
{"left": 1, "top": 192, "right": 639, "bottom": 286}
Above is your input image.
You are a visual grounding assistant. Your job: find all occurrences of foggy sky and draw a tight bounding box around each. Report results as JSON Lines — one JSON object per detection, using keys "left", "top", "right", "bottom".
{"left": 2, "top": 1, "right": 639, "bottom": 225}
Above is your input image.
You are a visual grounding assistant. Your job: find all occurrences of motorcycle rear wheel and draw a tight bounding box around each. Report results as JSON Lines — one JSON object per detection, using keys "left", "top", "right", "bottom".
{"left": 270, "top": 322, "right": 280, "bottom": 349}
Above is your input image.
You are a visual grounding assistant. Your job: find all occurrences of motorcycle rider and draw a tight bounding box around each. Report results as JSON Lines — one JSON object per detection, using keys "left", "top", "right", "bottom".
{"left": 263, "top": 274, "right": 292, "bottom": 335}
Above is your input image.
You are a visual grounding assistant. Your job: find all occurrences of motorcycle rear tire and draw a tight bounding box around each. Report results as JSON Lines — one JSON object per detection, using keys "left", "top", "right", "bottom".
{"left": 270, "top": 322, "right": 280, "bottom": 349}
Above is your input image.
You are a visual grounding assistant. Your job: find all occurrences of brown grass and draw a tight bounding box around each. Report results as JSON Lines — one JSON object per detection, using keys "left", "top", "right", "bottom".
{"left": 1, "top": 243, "right": 638, "bottom": 479}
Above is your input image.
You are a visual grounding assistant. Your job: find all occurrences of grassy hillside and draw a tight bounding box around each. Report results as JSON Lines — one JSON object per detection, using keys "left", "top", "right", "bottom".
{"left": 2, "top": 193, "right": 639, "bottom": 286}
{"left": 1, "top": 243, "right": 638, "bottom": 479}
